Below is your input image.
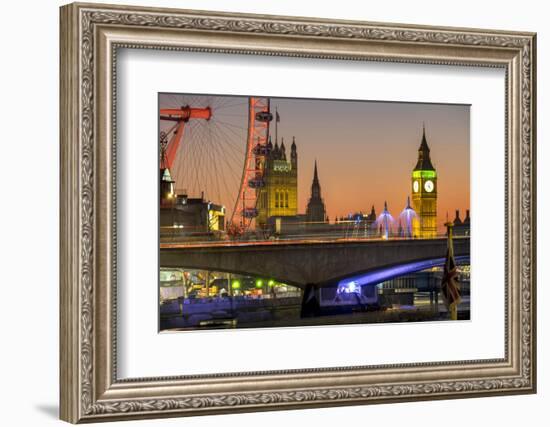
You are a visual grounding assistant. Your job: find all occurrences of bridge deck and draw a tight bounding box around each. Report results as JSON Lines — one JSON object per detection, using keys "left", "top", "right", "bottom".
{"left": 160, "top": 237, "right": 470, "bottom": 287}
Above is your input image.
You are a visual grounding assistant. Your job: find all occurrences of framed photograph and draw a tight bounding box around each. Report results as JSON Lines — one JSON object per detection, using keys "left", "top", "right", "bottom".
{"left": 158, "top": 93, "right": 472, "bottom": 331}
{"left": 60, "top": 2, "right": 536, "bottom": 423}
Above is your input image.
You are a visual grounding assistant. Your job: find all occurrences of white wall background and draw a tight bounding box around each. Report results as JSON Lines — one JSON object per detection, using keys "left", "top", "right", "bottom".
{"left": 0, "top": 0, "right": 546, "bottom": 425}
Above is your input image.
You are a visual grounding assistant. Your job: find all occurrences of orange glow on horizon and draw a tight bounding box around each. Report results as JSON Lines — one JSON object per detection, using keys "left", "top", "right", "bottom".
{"left": 160, "top": 94, "right": 470, "bottom": 234}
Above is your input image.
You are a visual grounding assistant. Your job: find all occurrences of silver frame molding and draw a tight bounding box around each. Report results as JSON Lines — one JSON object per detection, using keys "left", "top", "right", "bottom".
{"left": 60, "top": 2, "right": 537, "bottom": 423}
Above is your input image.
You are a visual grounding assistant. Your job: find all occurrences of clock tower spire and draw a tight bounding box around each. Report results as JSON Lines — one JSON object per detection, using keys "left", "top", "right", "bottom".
{"left": 306, "top": 160, "right": 327, "bottom": 223}
{"left": 411, "top": 124, "right": 437, "bottom": 238}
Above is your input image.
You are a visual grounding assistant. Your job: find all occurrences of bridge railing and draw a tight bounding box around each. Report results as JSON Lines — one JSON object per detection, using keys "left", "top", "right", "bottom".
{"left": 160, "top": 232, "right": 469, "bottom": 247}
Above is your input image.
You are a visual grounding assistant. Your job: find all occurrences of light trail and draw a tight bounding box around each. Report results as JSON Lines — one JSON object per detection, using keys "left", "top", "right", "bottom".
{"left": 160, "top": 235, "right": 469, "bottom": 249}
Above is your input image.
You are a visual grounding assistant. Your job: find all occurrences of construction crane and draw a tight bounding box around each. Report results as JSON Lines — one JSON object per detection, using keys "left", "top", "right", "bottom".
{"left": 159, "top": 105, "right": 212, "bottom": 170}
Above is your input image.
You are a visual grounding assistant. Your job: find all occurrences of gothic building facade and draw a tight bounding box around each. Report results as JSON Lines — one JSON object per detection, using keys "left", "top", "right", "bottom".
{"left": 452, "top": 209, "right": 470, "bottom": 236}
{"left": 256, "top": 137, "right": 298, "bottom": 227}
{"left": 411, "top": 126, "right": 438, "bottom": 238}
{"left": 306, "top": 161, "right": 327, "bottom": 223}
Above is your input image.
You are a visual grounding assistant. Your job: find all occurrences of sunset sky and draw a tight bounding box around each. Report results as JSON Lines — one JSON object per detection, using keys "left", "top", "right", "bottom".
{"left": 160, "top": 94, "right": 470, "bottom": 232}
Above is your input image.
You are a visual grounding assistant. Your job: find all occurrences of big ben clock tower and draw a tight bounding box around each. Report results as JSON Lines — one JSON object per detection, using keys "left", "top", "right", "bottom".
{"left": 411, "top": 125, "right": 437, "bottom": 238}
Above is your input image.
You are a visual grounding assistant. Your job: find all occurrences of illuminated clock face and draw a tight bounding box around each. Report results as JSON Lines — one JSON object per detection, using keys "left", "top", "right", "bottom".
{"left": 413, "top": 180, "right": 420, "bottom": 193}
{"left": 424, "top": 180, "right": 434, "bottom": 193}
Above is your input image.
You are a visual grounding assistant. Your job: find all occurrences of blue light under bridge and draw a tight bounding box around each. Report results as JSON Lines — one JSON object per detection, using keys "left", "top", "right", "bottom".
{"left": 337, "top": 255, "right": 470, "bottom": 290}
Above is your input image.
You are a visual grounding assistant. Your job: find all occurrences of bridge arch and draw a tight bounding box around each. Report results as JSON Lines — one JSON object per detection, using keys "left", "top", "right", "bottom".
{"left": 160, "top": 265, "right": 304, "bottom": 289}
{"left": 160, "top": 237, "right": 470, "bottom": 288}
{"left": 160, "top": 255, "right": 470, "bottom": 291}
{"left": 330, "top": 255, "right": 470, "bottom": 289}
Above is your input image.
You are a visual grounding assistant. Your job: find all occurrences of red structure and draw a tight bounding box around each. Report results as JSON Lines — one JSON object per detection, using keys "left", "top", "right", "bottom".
{"left": 159, "top": 98, "right": 272, "bottom": 234}
{"left": 159, "top": 106, "right": 212, "bottom": 169}
{"left": 230, "top": 97, "right": 271, "bottom": 230}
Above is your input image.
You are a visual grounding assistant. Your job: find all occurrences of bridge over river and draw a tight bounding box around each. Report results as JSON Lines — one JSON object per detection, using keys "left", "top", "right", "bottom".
{"left": 160, "top": 237, "right": 470, "bottom": 288}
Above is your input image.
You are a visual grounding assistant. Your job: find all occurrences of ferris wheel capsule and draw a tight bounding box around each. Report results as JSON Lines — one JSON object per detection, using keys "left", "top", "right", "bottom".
{"left": 243, "top": 207, "right": 259, "bottom": 218}
{"left": 252, "top": 143, "right": 270, "bottom": 156}
{"left": 255, "top": 111, "right": 273, "bottom": 122}
{"left": 248, "top": 178, "right": 265, "bottom": 188}
{"left": 231, "top": 97, "right": 271, "bottom": 229}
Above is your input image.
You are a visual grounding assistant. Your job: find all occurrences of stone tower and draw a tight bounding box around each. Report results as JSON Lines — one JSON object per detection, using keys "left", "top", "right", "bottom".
{"left": 306, "top": 160, "right": 327, "bottom": 223}
{"left": 411, "top": 125, "right": 437, "bottom": 238}
{"left": 256, "top": 136, "right": 298, "bottom": 227}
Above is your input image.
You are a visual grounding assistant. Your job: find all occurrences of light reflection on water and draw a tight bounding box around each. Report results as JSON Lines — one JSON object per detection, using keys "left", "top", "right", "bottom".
{"left": 159, "top": 265, "right": 470, "bottom": 331}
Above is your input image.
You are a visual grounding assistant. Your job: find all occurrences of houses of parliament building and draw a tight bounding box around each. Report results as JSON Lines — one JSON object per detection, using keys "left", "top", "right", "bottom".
{"left": 256, "top": 134, "right": 327, "bottom": 233}
{"left": 256, "top": 137, "right": 299, "bottom": 228}
{"left": 411, "top": 125, "right": 438, "bottom": 239}
{"left": 257, "top": 124, "right": 444, "bottom": 240}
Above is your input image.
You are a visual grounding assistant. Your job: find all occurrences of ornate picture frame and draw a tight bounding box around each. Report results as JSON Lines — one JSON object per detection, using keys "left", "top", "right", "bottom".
{"left": 60, "top": 2, "right": 536, "bottom": 423}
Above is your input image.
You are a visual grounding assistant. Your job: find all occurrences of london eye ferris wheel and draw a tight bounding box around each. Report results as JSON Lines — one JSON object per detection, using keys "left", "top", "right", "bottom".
{"left": 159, "top": 94, "right": 272, "bottom": 233}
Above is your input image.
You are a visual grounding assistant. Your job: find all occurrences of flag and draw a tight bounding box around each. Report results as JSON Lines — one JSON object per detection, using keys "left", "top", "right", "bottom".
{"left": 276, "top": 110, "right": 280, "bottom": 122}
{"left": 441, "top": 246, "right": 461, "bottom": 308}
